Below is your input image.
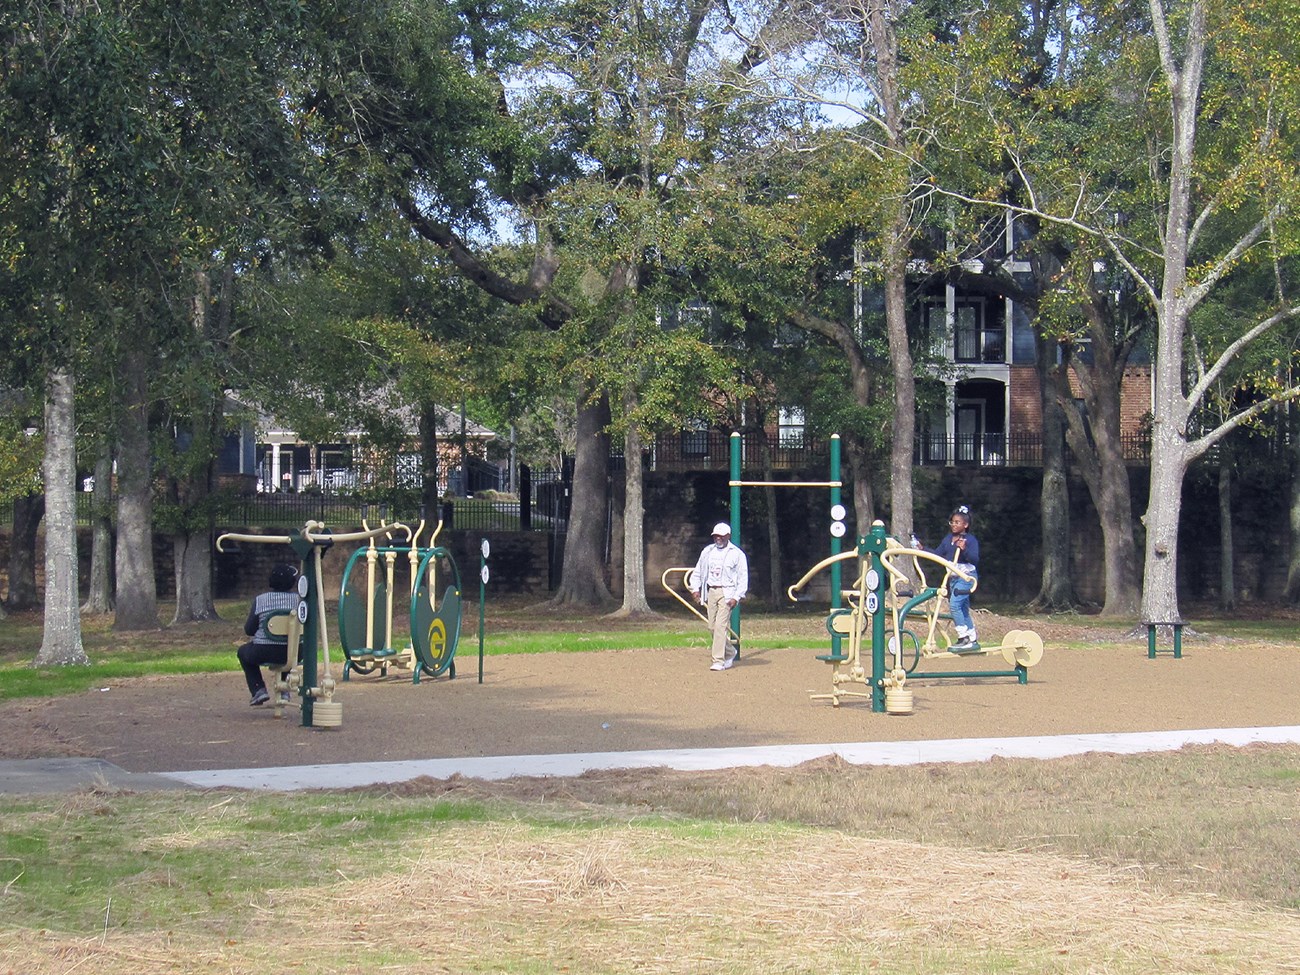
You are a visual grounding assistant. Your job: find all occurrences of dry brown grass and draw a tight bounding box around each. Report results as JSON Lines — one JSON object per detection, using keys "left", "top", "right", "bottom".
{"left": 5, "top": 818, "right": 1300, "bottom": 974}
{"left": 382, "top": 745, "right": 1300, "bottom": 909}
{"left": 5, "top": 744, "right": 1300, "bottom": 974}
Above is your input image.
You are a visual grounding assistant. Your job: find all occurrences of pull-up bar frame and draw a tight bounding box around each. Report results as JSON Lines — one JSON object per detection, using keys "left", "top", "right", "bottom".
{"left": 726, "top": 432, "right": 844, "bottom": 656}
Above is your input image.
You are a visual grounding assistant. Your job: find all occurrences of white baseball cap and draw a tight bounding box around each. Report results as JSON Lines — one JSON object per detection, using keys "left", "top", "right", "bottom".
{"left": 711, "top": 522, "right": 731, "bottom": 537}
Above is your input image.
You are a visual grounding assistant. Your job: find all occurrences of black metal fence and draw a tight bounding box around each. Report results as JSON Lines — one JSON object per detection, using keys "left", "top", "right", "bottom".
{"left": 215, "top": 475, "right": 566, "bottom": 534}
{"left": 648, "top": 429, "right": 1152, "bottom": 471}
{"left": 0, "top": 469, "right": 567, "bottom": 535}
{"left": 0, "top": 433, "right": 1158, "bottom": 530}
{"left": 647, "top": 430, "right": 830, "bottom": 472}
{"left": 914, "top": 432, "right": 1152, "bottom": 467}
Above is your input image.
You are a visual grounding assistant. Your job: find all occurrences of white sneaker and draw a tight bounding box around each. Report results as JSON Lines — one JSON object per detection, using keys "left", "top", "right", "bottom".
{"left": 710, "top": 661, "right": 725, "bottom": 671}
{"left": 722, "top": 657, "right": 735, "bottom": 670}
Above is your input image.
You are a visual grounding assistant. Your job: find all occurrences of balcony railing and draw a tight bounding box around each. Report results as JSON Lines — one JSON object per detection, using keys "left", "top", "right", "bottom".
{"left": 645, "top": 431, "right": 831, "bottom": 472}
{"left": 914, "top": 432, "right": 1152, "bottom": 466}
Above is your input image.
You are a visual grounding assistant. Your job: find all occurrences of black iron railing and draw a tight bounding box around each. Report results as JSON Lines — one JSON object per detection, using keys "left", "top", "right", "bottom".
{"left": 913, "top": 432, "right": 1152, "bottom": 466}
{"left": 0, "top": 433, "right": 1158, "bottom": 531}
{"left": 0, "top": 475, "right": 568, "bottom": 535}
{"left": 648, "top": 431, "right": 830, "bottom": 472}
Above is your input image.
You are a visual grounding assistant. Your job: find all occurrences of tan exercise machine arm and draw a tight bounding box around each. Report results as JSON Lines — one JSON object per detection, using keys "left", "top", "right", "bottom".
{"left": 306, "top": 521, "right": 409, "bottom": 546}
{"left": 786, "top": 550, "right": 860, "bottom": 602}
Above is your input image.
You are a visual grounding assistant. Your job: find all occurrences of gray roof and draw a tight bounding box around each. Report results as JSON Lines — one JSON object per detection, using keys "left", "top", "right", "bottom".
{"left": 226, "top": 394, "right": 495, "bottom": 443}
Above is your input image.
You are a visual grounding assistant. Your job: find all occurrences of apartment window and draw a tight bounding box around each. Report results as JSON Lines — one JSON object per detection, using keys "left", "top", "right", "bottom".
{"left": 953, "top": 301, "right": 1005, "bottom": 364}
{"left": 923, "top": 302, "right": 947, "bottom": 358}
{"left": 682, "top": 418, "right": 710, "bottom": 457}
{"left": 778, "top": 407, "right": 805, "bottom": 447}
{"left": 395, "top": 452, "right": 421, "bottom": 489}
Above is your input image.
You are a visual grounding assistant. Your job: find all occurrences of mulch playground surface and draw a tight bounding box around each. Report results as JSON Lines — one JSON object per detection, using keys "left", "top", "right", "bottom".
{"left": 1, "top": 610, "right": 1297, "bottom": 776}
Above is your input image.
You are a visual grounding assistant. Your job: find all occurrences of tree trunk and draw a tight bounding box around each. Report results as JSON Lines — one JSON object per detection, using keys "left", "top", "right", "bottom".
{"left": 1051, "top": 337, "right": 1141, "bottom": 617}
{"left": 610, "top": 420, "right": 654, "bottom": 617}
{"left": 1140, "top": 0, "right": 1206, "bottom": 626}
{"left": 168, "top": 446, "right": 220, "bottom": 625}
{"left": 81, "top": 446, "right": 114, "bottom": 614}
{"left": 418, "top": 401, "right": 441, "bottom": 521}
{"left": 1286, "top": 411, "right": 1300, "bottom": 603}
{"left": 35, "top": 368, "right": 87, "bottom": 666}
{"left": 867, "top": 1, "right": 916, "bottom": 545}
{"left": 170, "top": 268, "right": 225, "bottom": 625}
{"left": 1030, "top": 338, "right": 1075, "bottom": 611}
{"left": 543, "top": 387, "right": 614, "bottom": 609}
{"left": 1092, "top": 416, "right": 1141, "bottom": 617}
{"left": 1140, "top": 435, "right": 1189, "bottom": 624}
{"left": 1218, "top": 460, "right": 1234, "bottom": 610}
{"left": 172, "top": 530, "right": 219, "bottom": 624}
{"left": 6, "top": 493, "right": 44, "bottom": 610}
{"left": 761, "top": 444, "right": 782, "bottom": 605}
{"left": 844, "top": 432, "right": 876, "bottom": 532}
{"left": 114, "top": 333, "right": 159, "bottom": 630}
{"left": 883, "top": 259, "right": 915, "bottom": 542}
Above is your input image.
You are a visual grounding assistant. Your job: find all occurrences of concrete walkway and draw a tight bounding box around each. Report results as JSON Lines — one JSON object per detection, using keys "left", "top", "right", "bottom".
{"left": 6, "top": 725, "right": 1298, "bottom": 795}
{"left": 0, "top": 757, "right": 191, "bottom": 795}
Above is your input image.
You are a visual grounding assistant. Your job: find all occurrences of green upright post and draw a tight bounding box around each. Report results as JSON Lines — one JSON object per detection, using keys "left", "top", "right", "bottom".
{"left": 862, "top": 523, "right": 889, "bottom": 713}
{"left": 830, "top": 435, "right": 843, "bottom": 660}
{"left": 478, "top": 538, "right": 487, "bottom": 683}
{"left": 729, "top": 432, "right": 742, "bottom": 647}
{"left": 288, "top": 534, "right": 317, "bottom": 728}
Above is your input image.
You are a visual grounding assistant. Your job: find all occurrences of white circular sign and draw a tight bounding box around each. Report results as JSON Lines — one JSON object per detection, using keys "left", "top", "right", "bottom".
{"left": 830, "top": 521, "right": 846, "bottom": 538}
{"left": 481, "top": 538, "right": 491, "bottom": 559}
{"left": 480, "top": 565, "right": 490, "bottom": 585}
{"left": 297, "top": 575, "right": 309, "bottom": 598}
{"left": 865, "top": 592, "right": 879, "bottom": 614}
{"left": 830, "top": 503, "right": 846, "bottom": 521}
{"left": 865, "top": 568, "right": 880, "bottom": 591}
{"left": 296, "top": 600, "right": 309, "bottom": 623}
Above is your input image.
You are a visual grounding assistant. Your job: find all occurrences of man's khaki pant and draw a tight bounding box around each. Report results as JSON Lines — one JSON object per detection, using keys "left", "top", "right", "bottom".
{"left": 705, "top": 589, "right": 735, "bottom": 663}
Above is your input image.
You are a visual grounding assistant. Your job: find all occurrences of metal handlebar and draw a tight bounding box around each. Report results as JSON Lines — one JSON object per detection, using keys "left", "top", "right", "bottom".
{"left": 215, "top": 530, "right": 293, "bottom": 552}
{"left": 786, "top": 550, "right": 859, "bottom": 601}
{"left": 304, "top": 522, "right": 407, "bottom": 545}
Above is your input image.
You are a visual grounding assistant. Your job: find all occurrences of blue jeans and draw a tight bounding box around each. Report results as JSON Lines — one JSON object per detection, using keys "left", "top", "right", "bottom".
{"left": 949, "top": 571, "right": 977, "bottom": 634}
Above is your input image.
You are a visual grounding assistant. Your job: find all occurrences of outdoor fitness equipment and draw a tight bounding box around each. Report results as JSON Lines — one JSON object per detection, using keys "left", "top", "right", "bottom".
{"left": 788, "top": 521, "right": 1044, "bottom": 713}
{"left": 337, "top": 514, "right": 463, "bottom": 683}
{"left": 216, "top": 519, "right": 399, "bottom": 728}
{"left": 261, "top": 610, "right": 305, "bottom": 720}
{"left": 337, "top": 516, "right": 416, "bottom": 677}
{"left": 877, "top": 534, "right": 1044, "bottom": 678}
{"left": 662, "top": 433, "right": 848, "bottom": 658}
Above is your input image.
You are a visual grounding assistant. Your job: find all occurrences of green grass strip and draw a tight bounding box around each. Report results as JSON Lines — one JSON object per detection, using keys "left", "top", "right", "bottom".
{"left": 0, "top": 653, "right": 236, "bottom": 701}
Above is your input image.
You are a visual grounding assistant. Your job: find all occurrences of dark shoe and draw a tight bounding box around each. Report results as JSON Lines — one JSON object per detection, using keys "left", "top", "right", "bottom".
{"left": 279, "top": 691, "right": 291, "bottom": 703}
{"left": 951, "top": 638, "right": 981, "bottom": 654}
{"left": 250, "top": 687, "right": 270, "bottom": 706}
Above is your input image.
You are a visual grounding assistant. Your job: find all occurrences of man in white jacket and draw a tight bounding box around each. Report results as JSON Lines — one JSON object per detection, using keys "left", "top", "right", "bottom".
{"left": 689, "top": 522, "right": 749, "bottom": 671}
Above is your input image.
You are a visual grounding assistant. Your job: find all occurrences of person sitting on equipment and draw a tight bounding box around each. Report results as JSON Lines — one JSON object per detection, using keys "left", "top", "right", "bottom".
{"left": 237, "top": 563, "right": 300, "bottom": 706}
{"left": 919, "top": 504, "right": 980, "bottom": 652}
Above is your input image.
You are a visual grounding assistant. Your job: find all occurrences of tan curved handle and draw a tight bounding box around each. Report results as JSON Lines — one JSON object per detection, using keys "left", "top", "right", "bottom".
{"left": 786, "top": 550, "right": 859, "bottom": 601}
{"left": 303, "top": 522, "right": 403, "bottom": 545}
{"left": 215, "top": 530, "right": 293, "bottom": 552}
{"left": 882, "top": 547, "right": 975, "bottom": 585}
{"left": 660, "top": 566, "right": 707, "bottom": 625}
